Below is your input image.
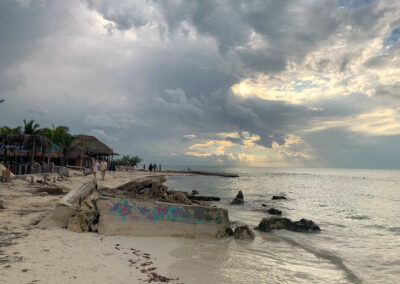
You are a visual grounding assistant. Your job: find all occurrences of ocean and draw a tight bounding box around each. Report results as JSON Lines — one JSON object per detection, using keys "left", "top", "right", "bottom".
{"left": 164, "top": 167, "right": 400, "bottom": 284}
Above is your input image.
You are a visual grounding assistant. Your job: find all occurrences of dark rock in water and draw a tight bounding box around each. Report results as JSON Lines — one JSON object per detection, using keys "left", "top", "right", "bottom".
{"left": 257, "top": 217, "right": 320, "bottom": 233}
{"left": 267, "top": 208, "right": 282, "bottom": 215}
{"left": 272, "top": 195, "right": 287, "bottom": 200}
{"left": 188, "top": 195, "right": 220, "bottom": 201}
{"left": 191, "top": 190, "right": 199, "bottom": 196}
{"left": 231, "top": 190, "right": 244, "bottom": 205}
{"left": 262, "top": 204, "right": 267, "bottom": 207}
{"left": 225, "top": 227, "right": 234, "bottom": 236}
{"left": 231, "top": 198, "right": 244, "bottom": 205}
{"left": 234, "top": 225, "right": 255, "bottom": 240}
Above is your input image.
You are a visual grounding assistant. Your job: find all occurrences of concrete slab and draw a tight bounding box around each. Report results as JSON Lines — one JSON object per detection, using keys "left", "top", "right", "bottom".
{"left": 97, "top": 198, "right": 230, "bottom": 238}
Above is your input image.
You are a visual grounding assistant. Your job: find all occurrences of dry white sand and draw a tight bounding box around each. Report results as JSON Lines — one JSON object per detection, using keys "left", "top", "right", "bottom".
{"left": 0, "top": 171, "right": 191, "bottom": 284}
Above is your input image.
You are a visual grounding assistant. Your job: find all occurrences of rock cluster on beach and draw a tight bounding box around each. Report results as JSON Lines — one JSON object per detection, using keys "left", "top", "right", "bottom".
{"left": 257, "top": 217, "right": 321, "bottom": 233}
{"left": 100, "top": 176, "right": 193, "bottom": 205}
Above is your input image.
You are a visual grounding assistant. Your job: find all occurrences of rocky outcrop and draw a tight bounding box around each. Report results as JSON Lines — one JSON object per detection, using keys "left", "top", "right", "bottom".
{"left": 231, "top": 190, "right": 244, "bottom": 205}
{"left": 267, "top": 208, "right": 282, "bottom": 215}
{"left": 257, "top": 217, "right": 321, "bottom": 233}
{"left": 272, "top": 195, "right": 287, "bottom": 200}
{"left": 234, "top": 225, "right": 255, "bottom": 240}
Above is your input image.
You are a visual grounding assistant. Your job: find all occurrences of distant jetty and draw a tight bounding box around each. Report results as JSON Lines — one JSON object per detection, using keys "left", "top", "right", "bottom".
{"left": 165, "top": 170, "right": 239, "bottom": 178}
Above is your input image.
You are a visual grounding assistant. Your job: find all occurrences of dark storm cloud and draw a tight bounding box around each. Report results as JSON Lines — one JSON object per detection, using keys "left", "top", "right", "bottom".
{"left": 87, "top": 0, "right": 341, "bottom": 73}
{"left": 1, "top": 0, "right": 400, "bottom": 168}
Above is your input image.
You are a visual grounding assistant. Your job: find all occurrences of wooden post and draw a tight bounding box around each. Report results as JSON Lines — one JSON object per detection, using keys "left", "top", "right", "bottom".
{"left": 30, "top": 176, "right": 34, "bottom": 185}
{"left": 18, "top": 164, "right": 22, "bottom": 175}
{"left": 44, "top": 176, "right": 47, "bottom": 184}
{"left": 30, "top": 138, "right": 35, "bottom": 166}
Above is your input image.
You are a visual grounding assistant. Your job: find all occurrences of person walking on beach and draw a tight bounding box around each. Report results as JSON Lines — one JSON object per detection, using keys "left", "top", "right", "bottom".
{"left": 93, "top": 159, "right": 99, "bottom": 179}
{"left": 99, "top": 159, "right": 108, "bottom": 180}
{"left": 149, "top": 163, "right": 153, "bottom": 172}
{"left": 159, "top": 164, "right": 161, "bottom": 171}
{"left": 153, "top": 163, "right": 157, "bottom": 172}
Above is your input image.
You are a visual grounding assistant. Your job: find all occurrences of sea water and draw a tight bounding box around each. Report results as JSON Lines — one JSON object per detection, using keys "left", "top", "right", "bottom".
{"left": 164, "top": 167, "right": 400, "bottom": 284}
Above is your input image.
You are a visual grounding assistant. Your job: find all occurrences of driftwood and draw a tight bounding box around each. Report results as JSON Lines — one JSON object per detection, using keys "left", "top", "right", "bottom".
{"left": 36, "top": 187, "right": 64, "bottom": 195}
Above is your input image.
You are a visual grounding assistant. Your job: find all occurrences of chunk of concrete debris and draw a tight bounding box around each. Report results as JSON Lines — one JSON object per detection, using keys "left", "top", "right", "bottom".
{"left": 45, "top": 180, "right": 97, "bottom": 228}
{"left": 67, "top": 211, "right": 99, "bottom": 233}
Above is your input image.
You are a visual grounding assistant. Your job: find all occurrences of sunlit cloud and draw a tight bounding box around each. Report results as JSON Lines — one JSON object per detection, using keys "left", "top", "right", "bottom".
{"left": 308, "top": 108, "right": 400, "bottom": 136}
{"left": 185, "top": 132, "right": 318, "bottom": 167}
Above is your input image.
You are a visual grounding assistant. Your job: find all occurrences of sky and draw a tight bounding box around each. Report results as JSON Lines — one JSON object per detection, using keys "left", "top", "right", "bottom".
{"left": 1, "top": 0, "right": 400, "bottom": 168}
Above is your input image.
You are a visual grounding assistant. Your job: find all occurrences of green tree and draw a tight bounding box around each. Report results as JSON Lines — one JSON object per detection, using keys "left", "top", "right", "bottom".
{"left": 0, "top": 126, "right": 22, "bottom": 134}
{"left": 38, "top": 124, "right": 74, "bottom": 161}
{"left": 112, "top": 155, "right": 142, "bottom": 166}
{"left": 23, "top": 119, "right": 40, "bottom": 134}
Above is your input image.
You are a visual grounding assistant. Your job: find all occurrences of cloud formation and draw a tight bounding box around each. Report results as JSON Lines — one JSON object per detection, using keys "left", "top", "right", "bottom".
{"left": 1, "top": 0, "right": 400, "bottom": 168}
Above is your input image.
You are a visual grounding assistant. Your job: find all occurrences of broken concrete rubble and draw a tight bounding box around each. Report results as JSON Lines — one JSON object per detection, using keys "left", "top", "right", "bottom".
{"left": 43, "top": 180, "right": 97, "bottom": 228}
{"left": 45, "top": 176, "right": 231, "bottom": 238}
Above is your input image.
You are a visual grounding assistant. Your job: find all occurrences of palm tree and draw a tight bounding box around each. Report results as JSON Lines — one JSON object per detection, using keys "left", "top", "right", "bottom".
{"left": 0, "top": 126, "right": 22, "bottom": 134}
{"left": 38, "top": 124, "right": 74, "bottom": 165}
{"left": 23, "top": 119, "right": 40, "bottom": 134}
{"left": 62, "top": 134, "right": 75, "bottom": 165}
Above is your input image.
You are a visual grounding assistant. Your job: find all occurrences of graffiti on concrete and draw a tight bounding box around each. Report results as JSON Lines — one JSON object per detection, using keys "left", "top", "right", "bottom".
{"left": 104, "top": 200, "right": 133, "bottom": 221}
{"left": 103, "top": 201, "right": 223, "bottom": 225}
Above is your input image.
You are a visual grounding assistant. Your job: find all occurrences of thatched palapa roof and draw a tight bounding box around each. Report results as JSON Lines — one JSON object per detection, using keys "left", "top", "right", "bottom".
{"left": 68, "top": 135, "right": 118, "bottom": 158}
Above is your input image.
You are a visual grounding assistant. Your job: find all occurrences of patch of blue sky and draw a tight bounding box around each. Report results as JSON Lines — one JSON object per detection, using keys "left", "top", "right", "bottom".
{"left": 337, "top": 0, "right": 374, "bottom": 9}
{"left": 293, "top": 80, "right": 319, "bottom": 92}
{"left": 383, "top": 28, "right": 400, "bottom": 51}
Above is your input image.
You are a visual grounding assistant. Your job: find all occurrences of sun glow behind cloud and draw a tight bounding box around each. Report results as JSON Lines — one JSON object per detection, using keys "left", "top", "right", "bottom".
{"left": 185, "top": 132, "right": 318, "bottom": 167}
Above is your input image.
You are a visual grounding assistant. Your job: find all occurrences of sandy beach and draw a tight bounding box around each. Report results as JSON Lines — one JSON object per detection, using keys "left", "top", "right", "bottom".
{"left": 0, "top": 171, "right": 191, "bottom": 284}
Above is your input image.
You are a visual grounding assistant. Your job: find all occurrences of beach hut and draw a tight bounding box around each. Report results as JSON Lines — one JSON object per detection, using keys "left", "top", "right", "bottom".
{"left": 67, "top": 135, "right": 118, "bottom": 167}
{"left": 0, "top": 133, "right": 55, "bottom": 173}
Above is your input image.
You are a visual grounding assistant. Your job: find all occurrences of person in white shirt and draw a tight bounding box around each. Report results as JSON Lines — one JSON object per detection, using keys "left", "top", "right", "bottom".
{"left": 93, "top": 159, "right": 99, "bottom": 179}
{"left": 99, "top": 159, "right": 108, "bottom": 180}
